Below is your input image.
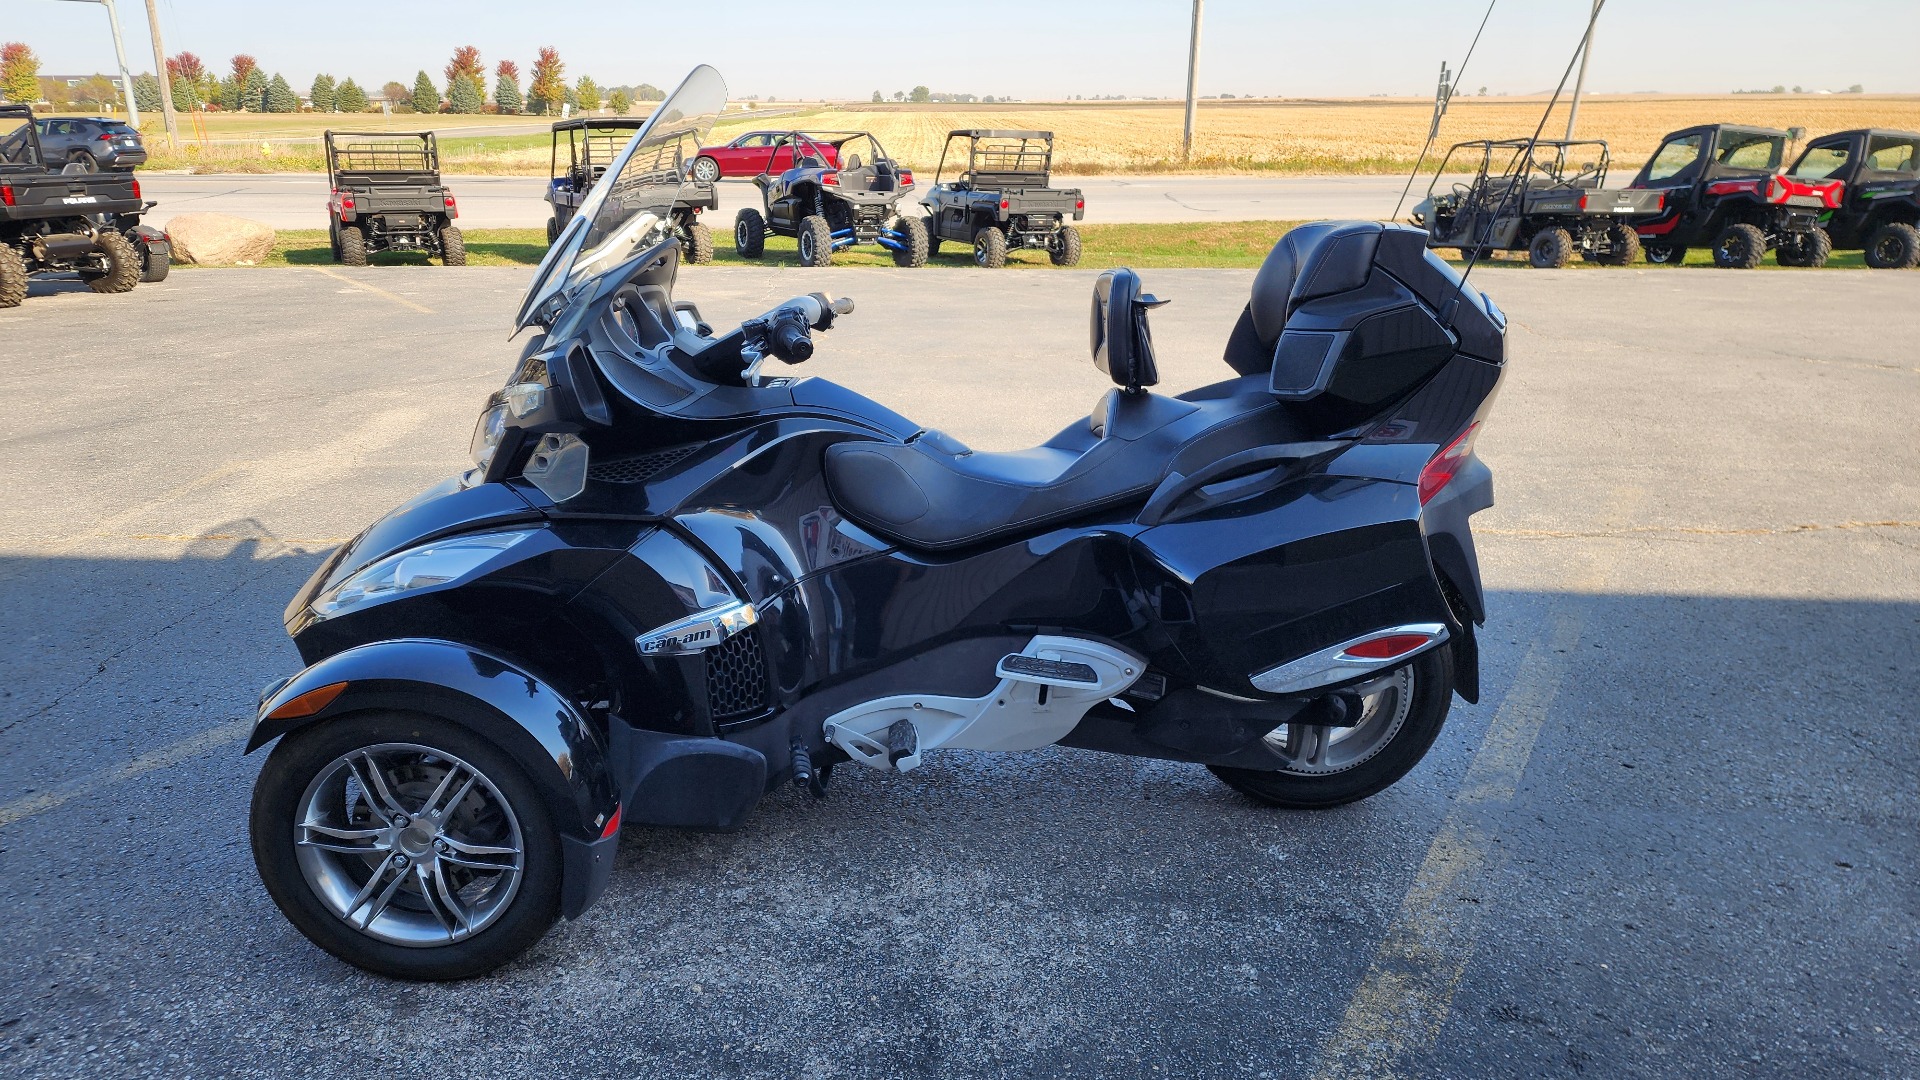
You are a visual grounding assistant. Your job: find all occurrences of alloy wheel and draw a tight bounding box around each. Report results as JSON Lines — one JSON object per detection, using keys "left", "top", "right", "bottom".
{"left": 1262, "top": 666, "right": 1416, "bottom": 775}
{"left": 292, "top": 743, "right": 525, "bottom": 947}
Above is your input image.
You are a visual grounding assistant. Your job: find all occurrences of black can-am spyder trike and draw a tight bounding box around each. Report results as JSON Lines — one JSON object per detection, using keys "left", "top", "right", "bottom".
{"left": 246, "top": 66, "right": 1510, "bottom": 980}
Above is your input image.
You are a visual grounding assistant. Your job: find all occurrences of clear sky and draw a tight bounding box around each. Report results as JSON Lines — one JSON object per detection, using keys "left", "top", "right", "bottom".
{"left": 6, "top": 0, "right": 1917, "bottom": 100}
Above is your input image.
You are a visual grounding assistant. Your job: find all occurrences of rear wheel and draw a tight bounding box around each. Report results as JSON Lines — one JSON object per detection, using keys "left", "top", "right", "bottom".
{"left": 1528, "top": 226, "right": 1574, "bottom": 268}
{"left": 139, "top": 238, "right": 170, "bottom": 283}
{"left": 734, "top": 208, "right": 766, "bottom": 258}
{"left": 82, "top": 230, "right": 140, "bottom": 294}
{"left": 1865, "top": 222, "right": 1920, "bottom": 269}
{"left": 1775, "top": 227, "right": 1831, "bottom": 268}
{"left": 797, "top": 214, "right": 833, "bottom": 267}
{"left": 890, "top": 214, "right": 928, "bottom": 268}
{"left": 691, "top": 156, "right": 721, "bottom": 184}
{"left": 1049, "top": 224, "right": 1083, "bottom": 267}
{"left": 338, "top": 224, "right": 368, "bottom": 267}
{"left": 1588, "top": 222, "right": 1641, "bottom": 266}
{"left": 1713, "top": 223, "right": 1767, "bottom": 269}
{"left": 1209, "top": 647, "right": 1454, "bottom": 810}
{"left": 439, "top": 225, "right": 466, "bottom": 267}
{"left": 249, "top": 711, "right": 563, "bottom": 981}
{"left": 545, "top": 216, "right": 559, "bottom": 246}
{"left": 1643, "top": 242, "right": 1687, "bottom": 265}
{"left": 0, "top": 244, "right": 26, "bottom": 308}
{"left": 923, "top": 216, "right": 941, "bottom": 257}
{"left": 684, "top": 222, "right": 714, "bottom": 264}
{"left": 973, "top": 225, "right": 1008, "bottom": 268}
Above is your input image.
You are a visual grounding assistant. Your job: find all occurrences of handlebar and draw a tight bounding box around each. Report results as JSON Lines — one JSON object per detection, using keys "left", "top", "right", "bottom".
{"left": 751, "top": 293, "right": 854, "bottom": 366}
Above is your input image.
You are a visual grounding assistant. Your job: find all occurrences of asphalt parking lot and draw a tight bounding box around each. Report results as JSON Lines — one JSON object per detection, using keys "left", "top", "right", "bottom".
{"left": 1, "top": 262, "right": 1916, "bottom": 1079}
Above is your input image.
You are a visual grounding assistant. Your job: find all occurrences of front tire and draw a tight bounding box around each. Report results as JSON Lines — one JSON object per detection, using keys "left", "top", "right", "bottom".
{"left": 890, "top": 214, "right": 928, "bottom": 268}
{"left": 0, "top": 244, "right": 26, "bottom": 308}
{"left": 82, "top": 230, "right": 141, "bottom": 294}
{"left": 691, "top": 156, "right": 721, "bottom": 184}
{"left": 1528, "top": 226, "right": 1573, "bottom": 268}
{"left": 1865, "top": 222, "right": 1920, "bottom": 269}
{"left": 973, "top": 225, "right": 1008, "bottom": 268}
{"left": 1209, "top": 647, "right": 1454, "bottom": 810}
{"left": 249, "top": 711, "right": 563, "bottom": 981}
{"left": 1713, "top": 223, "right": 1767, "bottom": 269}
{"left": 734, "top": 208, "right": 766, "bottom": 258}
{"left": 797, "top": 214, "right": 834, "bottom": 267}
{"left": 439, "top": 225, "right": 467, "bottom": 267}
{"left": 684, "top": 221, "right": 714, "bottom": 264}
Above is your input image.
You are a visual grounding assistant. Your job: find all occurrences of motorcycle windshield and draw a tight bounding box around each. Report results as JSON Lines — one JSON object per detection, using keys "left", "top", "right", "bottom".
{"left": 516, "top": 65, "right": 729, "bottom": 331}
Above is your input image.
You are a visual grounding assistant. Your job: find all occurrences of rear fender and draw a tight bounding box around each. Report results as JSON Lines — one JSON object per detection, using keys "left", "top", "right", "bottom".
{"left": 251, "top": 638, "right": 620, "bottom": 916}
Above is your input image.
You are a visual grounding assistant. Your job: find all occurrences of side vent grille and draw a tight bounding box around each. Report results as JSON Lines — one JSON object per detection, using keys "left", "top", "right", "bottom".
{"left": 705, "top": 631, "right": 770, "bottom": 722}
{"left": 588, "top": 444, "right": 701, "bottom": 485}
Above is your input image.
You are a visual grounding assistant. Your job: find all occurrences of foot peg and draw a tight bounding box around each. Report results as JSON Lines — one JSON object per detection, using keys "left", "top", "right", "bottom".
{"left": 884, "top": 718, "right": 919, "bottom": 769}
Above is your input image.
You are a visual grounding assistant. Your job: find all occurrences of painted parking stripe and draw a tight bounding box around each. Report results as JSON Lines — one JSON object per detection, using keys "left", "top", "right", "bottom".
{"left": 310, "top": 267, "right": 434, "bottom": 314}
{"left": 0, "top": 718, "right": 253, "bottom": 830}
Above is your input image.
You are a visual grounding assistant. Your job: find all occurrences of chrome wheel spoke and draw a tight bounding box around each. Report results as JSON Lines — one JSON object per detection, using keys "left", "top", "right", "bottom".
{"left": 299, "top": 837, "right": 390, "bottom": 856}
{"left": 427, "top": 865, "right": 474, "bottom": 938}
{"left": 354, "top": 863, "right": 410, "bottom": 928}
{"left": 441, "top": 836, "right": 519, "bottom": 857}
{"left": 348, "top": 753, "right": 409, "bottom": 817}
{"left": 341, "top": 859, "right": 399, "bottom": 922}
{"left": 423, "top": 770, "right": 479, "bottom": 822}
{"left": 440, "top": 852, "right": 517, "bottom": 873}
{"left": 301, "top": 822, "right": 388, "bottom": 842}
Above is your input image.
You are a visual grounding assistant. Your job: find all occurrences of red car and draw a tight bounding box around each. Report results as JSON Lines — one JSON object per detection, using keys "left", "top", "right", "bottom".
{"left": 690, "top": 131, "right": 841, "bottom": 182}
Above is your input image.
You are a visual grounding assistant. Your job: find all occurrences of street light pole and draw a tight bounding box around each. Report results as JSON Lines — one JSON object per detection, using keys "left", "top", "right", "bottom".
{"left": 1565, "top": 0, "right": 1601, "bottom": 140}
{"left": 1182, "top": 0, "right": 1205, "bottom": 161}
{"left": 141, "top": 0, "right": 179, "bottom": 146}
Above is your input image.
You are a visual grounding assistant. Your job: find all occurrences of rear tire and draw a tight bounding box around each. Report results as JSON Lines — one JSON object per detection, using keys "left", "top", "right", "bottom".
{"left": 1713, "top": 223, "right": 1767, "bottom": 269}
{"left": 922, "top": 216, "right": 941, "bottom": 257}
{"left": 249, "top": 711, "right": 563, "bottom": 982}
{"left": 1209, "top": 647, "right": 1454, "bottom": 810}
{"left": 1528, "top": 226, "right": 1574, "bottom": 268}
{"left": 1049, "top": 224, "right": 1083, "bottom": 267}
{"left": 1775, "top": 227, "right": 1831, "bottom": 268}
{"left": 1588, "top": 222, "right": 1641, "bottom": 266}
{"left": 82, "top": 230, "right": 141, "bottom": 294}
{"left": 797, "top": 214, "right": 833, "bottom": 267}
{"left": 890, "top": 214, "right": 928, "bottom": 268}
{"left": 684, "top": 222, "right": 714, "bottom": 264}
{"left": 734, "top": 208, "right": 766, "bottom": 258}
{"left": 338, "top": 224, "right": 368, "bottom": 267}
{"left": 691, "top": 156, "right": 721, "bottom": 184}
{"left": 439, "top": 225, "right": 466, "bottom": 267}
{"left": 973, "top": 225, "right": 1008, "bottom": 268}
{"left": 545, "top": 216, "right": 560, "bottom": 246}
{"left": 1865, "top": 222, "right": 1920, "bottom": 269}
{"left": 1643, "top": 242, "right": 1687, "bottom": 265}
{"left": 0, "top": 245, "right": 26, "bottom": 308}
{"left": 139, "top": 239, "right": 170, "bottom": 283}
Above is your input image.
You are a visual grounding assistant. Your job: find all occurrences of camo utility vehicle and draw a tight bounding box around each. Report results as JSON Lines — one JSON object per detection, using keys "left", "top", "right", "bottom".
{"left": 1412, "top": 139, "right": 1661, "bottom": 268}
{"left": 325, "top": 131, "right": 465, "bottom": 266}
{"left": 920, "top": 130, "right": 1085, "bottom": 267}
{"left": 1627, "top": 124, "right": 1843, "bottom": 268}
{"left": 1786, "top": 128, "right": 1920, "bottom": 269}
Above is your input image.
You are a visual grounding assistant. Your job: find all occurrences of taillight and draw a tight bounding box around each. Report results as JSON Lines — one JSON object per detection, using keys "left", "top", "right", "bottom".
{"left": 1765, "top": 176, "right": 1786, "bottom": 202}
{"left": 821, "top": 171, "right": 839, "bottom": 186}
{"left": 1000, "top": 199, "right": 1010, "bottom": 210}
{"left": 1653, "top": 192, "right": 1664, "bottom": 211}
{"left": 1419, "top": 423, "right": 1480, "bottom": 505}
{"left": 1075, "top": 198, "right": 1085, "bottom": 210}
{"left": 444, "top": 194, "right": 458, "bottom": 218}
{"left": 900, "top": 170, "right": 912, "bottom": 184}
{"left": 600, "top": 804, "right": 622, "bottom": 839}
{"left": 1577, "top": 193, "right": 1589, "bottom": 210}
{"left": 97, "top": 132, "right": 113, "bottom": 141}
{"left": 131, "top": 178, "right": 141, "bottom": 199}
{"left": 2, "top": 184, "right": 14, "bottom": 207}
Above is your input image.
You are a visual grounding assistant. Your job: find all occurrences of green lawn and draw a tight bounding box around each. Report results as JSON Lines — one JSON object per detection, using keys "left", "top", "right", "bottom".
{"left": 213, "top": 222, "right": 1885, "bottom": 271}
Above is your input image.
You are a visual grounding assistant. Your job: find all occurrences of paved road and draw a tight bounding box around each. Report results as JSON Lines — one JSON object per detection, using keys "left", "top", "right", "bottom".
{"left": 135, "top": 173, "right": 1428, "bottom": 230}
{"left": 1, "top": 264, "right": 1915, "bottom": 1079}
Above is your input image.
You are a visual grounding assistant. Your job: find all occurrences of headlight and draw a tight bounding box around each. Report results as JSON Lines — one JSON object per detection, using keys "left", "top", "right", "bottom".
{"left": 470, "top": 402, "right": 510, "bottom": 473}
{"left": 310, "top": 529, "right": 537, "bottom": 621}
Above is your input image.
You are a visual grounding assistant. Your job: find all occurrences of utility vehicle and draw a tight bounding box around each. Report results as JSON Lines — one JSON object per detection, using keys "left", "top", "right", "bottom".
{"left": 1785, "top": 128, "right": 1920, "bottom": 269}
{"left": 0, "top": 105, "right": 146, "bottom": 307}
{"left": 920, "top": 130, "right": 1085, "bottom": 267}
{"left": 325, "top": 131, "right": 465, "bottom": 267}
{"left": 1411, "top": 138, "right": 1660, "bottom": 268}
{"left": 545, "top": 117, "right": 718, "bottom": 263}
{"left": 733, "top": 131, "right": 926, "bottom": 267}
{"left": 243, "top": 67, "right": 1510, "bottom": 981}
{"left": 1626, "top": 124, "right": 1843, "bottom": 268}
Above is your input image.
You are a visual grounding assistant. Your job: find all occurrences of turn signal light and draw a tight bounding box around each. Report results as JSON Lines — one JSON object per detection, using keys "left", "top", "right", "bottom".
{"left": 600, "top": 804, "right": 623, "bottom": 839}
{"left": 265, "top": 681, "right": 349, "bottom": 720}
{"left": 0, "top": 185, "right": 13, "bottom": 207}
{"left": 1342, "top": 634, "right": 1435, "bottom": 660}
{"left": 1418, "top": 423, "right": 1480, "bottom": 505}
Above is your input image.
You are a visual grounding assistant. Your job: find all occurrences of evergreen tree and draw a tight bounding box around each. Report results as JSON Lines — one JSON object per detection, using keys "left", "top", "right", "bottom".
{"left": 266, "top": 73, "right": 299, "bottom": 113}
{"left": 494, "top": 60, "right": 522, "bottom": 114}
{"left": 447, "top": 74, "right": 483, "bottom": 114}
{"left": 133, "top": 73, "right": 164, "bottom": 113}
{"left": 574, "top": 75, "right": 601, "bottom": 113}
{"left": 334, "top": 78, "right": 368, "bottom": 114}
{"left": 170, "top": 75, "right": 199, "bottom": 111}
{"left": 609, "top": 89, "right": 631, "bottom": 116}
{"left": 411, "top": 70, "right": 440, "bottom": 115}
{"left": 310, "top": 73, "right": 336, "bottom": 113}
{"left": 241, "top": 67, "right": 268, "bottom": 111}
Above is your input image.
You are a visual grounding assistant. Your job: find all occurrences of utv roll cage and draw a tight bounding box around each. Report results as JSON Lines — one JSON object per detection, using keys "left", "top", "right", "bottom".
{"left": 932, "top": 129, "right": 1056, "bottom": 189}
{"left": 325, "top": 131, "right": 442, "bottom": 188}
{"left": 550, "top": 117, "right": 643, "bottom": 189}
{"left": 1428, "top": 138, "right": 1613, "bottom": 198}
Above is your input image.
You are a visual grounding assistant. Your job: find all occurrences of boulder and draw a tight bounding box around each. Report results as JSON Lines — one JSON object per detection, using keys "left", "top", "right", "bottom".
{"left": 165, "top": 213, "right": 275, "bottom": 266}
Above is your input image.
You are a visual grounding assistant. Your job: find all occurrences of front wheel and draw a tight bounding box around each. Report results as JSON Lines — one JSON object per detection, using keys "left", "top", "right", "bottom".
{"left": 250, "top": 711, "right": 563, "bottom": 981}
{"left": 1209, "top": 646, "right": 1453, "bottom": 810}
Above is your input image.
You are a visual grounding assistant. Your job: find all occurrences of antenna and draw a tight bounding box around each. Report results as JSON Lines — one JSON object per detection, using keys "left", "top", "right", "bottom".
{"left": 1391, "top": 0, "right": 1498, "bottom": 221}
{"left": 1448, "top": 0, "right": 1609, "bottom": 317}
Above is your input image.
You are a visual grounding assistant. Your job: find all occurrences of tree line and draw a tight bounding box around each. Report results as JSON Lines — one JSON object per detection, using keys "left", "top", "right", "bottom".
{"left": 2, "top": 41, "right": 665, "bottom": 117}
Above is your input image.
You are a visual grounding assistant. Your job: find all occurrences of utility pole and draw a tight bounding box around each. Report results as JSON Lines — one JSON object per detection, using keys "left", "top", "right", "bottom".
{"left": 1565, "top": 0, "right": 1602, "bottom": 140}
{"left": 1182, "top": 0, "right": 1204, "bottom": 161}
{"left": 141, "top": 0, "right": 178, "bottom": 146}
{"left": 52, "top": 0, "right": 138, "bottom": 125}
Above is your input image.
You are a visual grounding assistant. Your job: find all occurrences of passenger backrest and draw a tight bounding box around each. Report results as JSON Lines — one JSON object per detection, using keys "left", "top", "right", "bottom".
{"left": 1223, "top": 221, "right": 1382, "bottom": 376}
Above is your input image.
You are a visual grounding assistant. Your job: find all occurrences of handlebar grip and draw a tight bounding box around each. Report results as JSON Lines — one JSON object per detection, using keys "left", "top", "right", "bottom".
{"left": 770, "top": 317, "right": 814, "bottom": 363}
